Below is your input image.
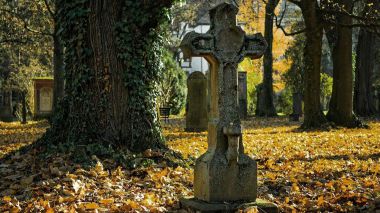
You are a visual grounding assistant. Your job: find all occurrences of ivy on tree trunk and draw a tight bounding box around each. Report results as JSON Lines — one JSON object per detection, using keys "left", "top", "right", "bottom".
{"left": 43, "top": 0, "right": 173, "bottom": 153}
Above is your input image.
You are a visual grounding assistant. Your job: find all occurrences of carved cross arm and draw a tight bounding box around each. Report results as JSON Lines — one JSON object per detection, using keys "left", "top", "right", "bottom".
{"left": 243, "top": 33, "right": 268, "bottom": 59}
{"left": 180, "top": 32, "right": 214, "bottom": 59}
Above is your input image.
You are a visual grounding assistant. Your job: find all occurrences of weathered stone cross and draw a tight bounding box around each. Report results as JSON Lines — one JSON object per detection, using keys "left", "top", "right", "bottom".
{"left": 180, "top": 2, "right": 267, "bottom": 206}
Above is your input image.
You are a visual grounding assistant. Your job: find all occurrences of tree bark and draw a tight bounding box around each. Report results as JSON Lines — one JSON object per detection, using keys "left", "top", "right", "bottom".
{"left": 326, "top": 0, "right": 361, "bottom": 127}
{"left": 256, "top": 0, "right": 278, "bottom": 117}
{"left": 353, "top": 28, "right": 376, "bottom": 117}
{"left": 52, "top": 29, "right": 65, "bottom": 112}
{"left": 352, "top": 0, "right": 379, "bottom": 117}
{"left": 44, "top": 0, "right": 172, "bottom": 153}
{"left": 300, "top": 0, "right": 328, "bottom": 128}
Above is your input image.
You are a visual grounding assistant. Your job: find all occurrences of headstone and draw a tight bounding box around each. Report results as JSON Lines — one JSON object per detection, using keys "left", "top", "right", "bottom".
{"left": 186, "top": 71, "right": 208, "bottom": 132}
{"left": 180, "top": 3, "right": 278, "bottom": 212}
{"left": 33, "top": 78, "right": 54, "bottom": 117}
{"left": 238, "top": 71, "right": 248, "bottom": 119}
{"left": 40, "top": 87, "right": 53, "bottom": 112}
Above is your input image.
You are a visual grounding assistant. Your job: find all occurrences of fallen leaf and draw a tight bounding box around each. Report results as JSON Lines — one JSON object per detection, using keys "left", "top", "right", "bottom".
{"left": 99, "top": 198, "right": 114, "bottom": 205}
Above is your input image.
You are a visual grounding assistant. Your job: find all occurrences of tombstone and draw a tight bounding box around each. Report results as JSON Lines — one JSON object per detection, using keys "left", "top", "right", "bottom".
{"left": 186, "top": 71, "right": 208, "bottom": 132}
{"left": 238, "top": 70, "right": 248, "bottom": 119}
{"left": 180, "top": 3, "right": 278, "bottom": 212}
{"left": 33, "top": 78, "right": 54, "bottom": 117}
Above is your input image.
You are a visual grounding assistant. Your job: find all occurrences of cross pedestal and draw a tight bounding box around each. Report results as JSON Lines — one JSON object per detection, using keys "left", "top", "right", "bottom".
{"left": 180, "top": 3, "right": 278, "bottom": 213}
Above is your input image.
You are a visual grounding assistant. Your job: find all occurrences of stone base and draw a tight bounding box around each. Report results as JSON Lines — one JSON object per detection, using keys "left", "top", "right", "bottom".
{"left": 194, "top": 151, "right": 257, "bottom": 201}
{"left": 180, "top": 197, "right": 279, "bottom": 213}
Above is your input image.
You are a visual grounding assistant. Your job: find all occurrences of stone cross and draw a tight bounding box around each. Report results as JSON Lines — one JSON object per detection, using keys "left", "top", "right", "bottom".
{"left": 181, "top": 3, "right": 267, "bottom": 203}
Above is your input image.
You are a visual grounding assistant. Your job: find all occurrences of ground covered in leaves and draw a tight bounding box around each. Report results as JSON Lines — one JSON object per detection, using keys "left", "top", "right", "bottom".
{"left": 0, "top": 118, "right": 379, "bottom": 212}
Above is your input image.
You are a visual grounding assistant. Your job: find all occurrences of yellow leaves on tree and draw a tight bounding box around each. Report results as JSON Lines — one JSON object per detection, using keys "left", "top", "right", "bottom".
{"left": 238, "top": 0, "right": 292, "bottom": 92}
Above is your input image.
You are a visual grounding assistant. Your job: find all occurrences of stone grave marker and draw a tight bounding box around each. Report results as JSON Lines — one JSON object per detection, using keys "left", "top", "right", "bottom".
{"left": 180, "top": 3, "right": 278, "bottom": 212}
{"left": 238, "top": 70, "right": 248, "bottom": 119}
{"left": 186, "top": 71, "right": 208, "bottom": 132}
{"left": 33, "top": 78, "right": 54, "bottom": 117}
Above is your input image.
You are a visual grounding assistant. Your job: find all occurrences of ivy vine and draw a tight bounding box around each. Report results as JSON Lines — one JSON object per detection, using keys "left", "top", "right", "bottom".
{"left": 39, "top": 0, "right": 174, "bottom": 160}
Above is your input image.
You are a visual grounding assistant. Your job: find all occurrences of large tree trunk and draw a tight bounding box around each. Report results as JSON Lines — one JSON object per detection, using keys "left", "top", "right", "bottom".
{"left": 256, "top": 0, "right": 278, "bottom": 117}
{"left": 353, "top": 1, "right": 378, "bottom": 118}
{"left": 353, "top": 28, "right": 376, "bottom": 117}
{"left": 300, "top": 0, "right": 328, "bottom": 128}
{"left": 52, "top": 29, "right": 65, "bottom": 112}
{"left": 326, "top": 0, "right": 361, "bottom": 127}
{"left": 44, "top": 0, "right": 172, "bottom": 153}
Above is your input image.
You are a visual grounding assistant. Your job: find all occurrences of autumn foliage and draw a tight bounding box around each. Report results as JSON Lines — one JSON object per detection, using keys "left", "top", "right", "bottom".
{"left": 1, "top": 118, "right": 380, "bottom": 212}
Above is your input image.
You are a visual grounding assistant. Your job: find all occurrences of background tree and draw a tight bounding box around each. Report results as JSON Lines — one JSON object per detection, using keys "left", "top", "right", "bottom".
{"left": 157, "top": 49, "right": 187, "bottom": 115}
{"left": 297, "top": 0, "right": 328, "bottom": 128}
{"left": 1, "top": 0, "right": 64, "bottom": 111}
{"left": 283, "top": 0, "right": 380, "bottom": 128}
{"left": 283, "top": 32, "right": 305, "bottom": 116}
{"left": 353, "top": 0, "right": 380, "bottom": 117}
{"left": 169, "top": 0, "right": 203, "bottom": 63}
{"left": 323, "top": 0, "right": 380, "bottom": 126}
{"left": 256, "top": 0, "right": 279, "bottom": 117}
{"left": 0, "top": 1, "right": 53, "bottom": 123}
{"left": 239, "top": 0, "right": 291, "bottom": 116}
{"left": 325, "top": 0, "right": 360, "bottom": 127}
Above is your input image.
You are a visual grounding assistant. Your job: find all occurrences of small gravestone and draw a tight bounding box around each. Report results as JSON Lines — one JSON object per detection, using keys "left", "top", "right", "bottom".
{"left": 186, "top": 71, "right": 208, "bottom": 132}
{"left": 180, "top": 3, "right": 278, "bottom": 212}
{"left": 33, "top": 78, "right": 54, "bottom": 117}
{"left": 238, "top": 71, "right": 248, "bottom": 119}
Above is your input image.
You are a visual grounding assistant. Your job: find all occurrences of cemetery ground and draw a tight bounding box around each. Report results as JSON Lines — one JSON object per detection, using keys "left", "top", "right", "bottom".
{"left": 0, "top": 118, "right": 379, "bottom": 212}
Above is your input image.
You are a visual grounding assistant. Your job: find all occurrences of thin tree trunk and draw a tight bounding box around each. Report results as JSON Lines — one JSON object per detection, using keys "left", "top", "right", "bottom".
{"left": 326, "top": 0, "right": 361, "bottom": 127}
{"left": 301, "top": 0, "right": 328, "bottom": 129}
{"left": 21, "top": 91, "right": 27, "bottom": 124}
{"left": 256, "top": 0, "right": 278, "bottom": 117}
{"left": 353, "top": 28, "right": 376, "bottom": 117}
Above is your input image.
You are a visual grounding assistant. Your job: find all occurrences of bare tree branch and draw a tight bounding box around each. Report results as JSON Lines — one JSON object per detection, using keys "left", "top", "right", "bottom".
{"left": 0, "top": 9, "right": 53, "bottom": 37}
{"left": 274, "top": 1, "right": 306, "bottom": 36}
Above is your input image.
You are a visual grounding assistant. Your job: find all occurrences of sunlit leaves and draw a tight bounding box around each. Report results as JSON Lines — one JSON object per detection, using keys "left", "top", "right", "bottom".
{"left": 0, "top": 118, "right": 379, "bottom": 212}
{"left": 165, "top": 118, "right": 380, "bottom": 212}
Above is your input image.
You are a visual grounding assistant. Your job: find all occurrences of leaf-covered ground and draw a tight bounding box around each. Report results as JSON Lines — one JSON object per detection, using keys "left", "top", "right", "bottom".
{"left": 0, "top": 118, "right": 379, "bottom": 212}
